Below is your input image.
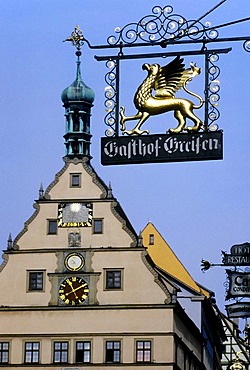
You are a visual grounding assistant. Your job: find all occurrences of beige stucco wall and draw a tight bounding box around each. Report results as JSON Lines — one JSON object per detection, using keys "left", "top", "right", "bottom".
{"left": 48, "top": 162, "right": 103, "bottom": 200}
{"left": 16, "top": 201, "right": 134, "bottom": 250}
{"left": 0, "top": 160, "right": 204, "bottom": 369}
{"left": 0, "top": 252, "right": 56, "bottom": 306}
{"left": 0, "top": 308, "right": 174, "bottom": 335}
{"left": 0, "top": 248, "right": 167, "bottom": 306}
{"left": 93, "top": 250, "right": 167, "bottom": 304}
{"left": 15, "top": 161, "right": 135, "bottom": 250}
{"left": 1, "top": 308, "right": 175, "bottom": 366}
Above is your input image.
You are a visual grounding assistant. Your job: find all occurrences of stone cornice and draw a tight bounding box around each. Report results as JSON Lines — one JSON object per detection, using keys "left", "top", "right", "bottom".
{"left": 43, "top": 159, "right": 70, "bottom": 200}
{"left": 80, "top": 157, "right": 108, "bottom": 199}
{"left": 44, "top": 157, "right": 109, "bottom": 199}
{"left": 13, "top": 203, "right": 40, "bottom": 250}
{"left": 0, "top": 252, "right": 9, "bottom": 272}
{"left": 141, "top": 250, "right": 172, "bottom": 304}
{"left": 0, "top": 303, "right": 172, "bottom": 311}
{"left": 110, "top": 201, "right": 137, "bottom": 247}
{"left": 3, "top": 247, "right": 145, "bottom": 254}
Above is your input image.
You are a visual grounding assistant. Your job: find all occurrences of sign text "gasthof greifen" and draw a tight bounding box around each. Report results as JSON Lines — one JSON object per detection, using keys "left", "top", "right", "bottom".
{"left": 101, "top": 131, "right": 223, "bottom": 165}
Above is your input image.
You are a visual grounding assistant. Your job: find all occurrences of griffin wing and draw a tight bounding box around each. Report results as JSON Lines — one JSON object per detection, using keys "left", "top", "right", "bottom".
{"left": 154, "top": 56, "right": 195, "bottom": 98}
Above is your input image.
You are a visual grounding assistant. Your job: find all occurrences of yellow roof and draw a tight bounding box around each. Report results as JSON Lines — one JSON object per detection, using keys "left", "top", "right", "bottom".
{"left": 142, "top": 222, "right": 209, "bottom": 297}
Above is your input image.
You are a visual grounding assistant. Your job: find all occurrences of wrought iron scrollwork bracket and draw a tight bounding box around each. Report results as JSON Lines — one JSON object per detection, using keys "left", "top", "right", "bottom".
{"left": 81, "top": 4, "right": 250, "bottom": 136}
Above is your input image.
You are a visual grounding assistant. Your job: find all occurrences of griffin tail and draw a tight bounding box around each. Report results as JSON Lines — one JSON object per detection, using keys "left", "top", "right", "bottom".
{"left": 183, "top": 77, "right": 204, "bottom": 109}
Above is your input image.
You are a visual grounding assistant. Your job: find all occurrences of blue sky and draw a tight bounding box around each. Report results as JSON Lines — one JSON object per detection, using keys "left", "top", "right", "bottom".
{"left": 0, "top": 0, "right": 250, "bottom": 313}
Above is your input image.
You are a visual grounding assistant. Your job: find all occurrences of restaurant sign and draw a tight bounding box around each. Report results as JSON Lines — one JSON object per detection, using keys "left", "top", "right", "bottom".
{"left": 101, "top": 131, "right": 223, "bottom": 166}
{"left": 226, "top": 270, "right": 250, "bottom": 299}
{"left": 226, "top": 302, "right": 250, "bottom": 319}
{"left": 222, "top": 242, "right": 250, "bottom": 266}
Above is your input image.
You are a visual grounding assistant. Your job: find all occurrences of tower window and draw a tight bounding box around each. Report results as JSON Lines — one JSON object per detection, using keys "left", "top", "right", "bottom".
{"left": 0, "top": 342, "right": 9, "bottom": 364}
{"left": 136, "top": 340, "right": 151, "bottom": 362}
{"left": 75, "top": 341, "right": 91, "bottom": 363}
{"left": 149, "top": 234, "right": 154, "bottom": 245}
{"left": 72, "top": 139, "right": 79, "bottom": 154}
{"left": 48, "top": 220, "right": 57, "bottom": 235}
{"left": 27, "top": 271, "right": 44, "bottom": 291}
{"left": 70, "top": 173, "right": 81, "bottom": 187}
{"left": 105, "top": 270, "right": 122, "bottom": 290}
{"left": 24, "top": 342, "right": 40, "bottom": 363}
{"left": 72, "top": 110, "right": 80, "bottom": 131}
{"left": 105, "top": 341, "right": 121, "bottom": 363}
{"left": 53, "top": 342, "right": 68, "bottom": 363}
{"left": 93, "top": 219, "right": 103, "bottom": 234}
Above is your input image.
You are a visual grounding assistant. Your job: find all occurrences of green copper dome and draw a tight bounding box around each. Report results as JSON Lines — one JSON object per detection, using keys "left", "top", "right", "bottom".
{"left": 61, "top": 59, "right": 95, "bottom": 105}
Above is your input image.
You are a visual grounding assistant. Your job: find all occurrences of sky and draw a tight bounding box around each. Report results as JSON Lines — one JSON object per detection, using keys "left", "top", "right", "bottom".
{"left": 0, "top": 0, "right": 250, "bottom": 316}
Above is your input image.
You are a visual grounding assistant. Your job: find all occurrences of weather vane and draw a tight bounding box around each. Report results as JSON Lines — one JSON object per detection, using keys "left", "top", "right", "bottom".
{"left": 64, "top": 25, "right": 85, "bottom": 53}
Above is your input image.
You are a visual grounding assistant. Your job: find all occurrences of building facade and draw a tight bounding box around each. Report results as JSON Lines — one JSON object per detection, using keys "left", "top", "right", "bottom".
{"left": 0, "top": 46, "right": 226, "bottom": 369}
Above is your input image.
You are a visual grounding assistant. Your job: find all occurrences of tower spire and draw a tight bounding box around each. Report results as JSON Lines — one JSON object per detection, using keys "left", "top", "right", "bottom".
{"left": 62, "top": 26, "right": 95, "bottom": 160}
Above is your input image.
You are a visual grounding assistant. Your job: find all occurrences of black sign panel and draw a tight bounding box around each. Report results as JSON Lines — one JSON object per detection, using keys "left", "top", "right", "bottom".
{"left": 101, "top": 131, "right": 223, "bottom": 165}
{"left": 223, "top": 254, "right": 250, "bottom": 266}
{"left": 226, "top": 302, "right": 250, "bottom": 318}
{"left": 226, "top": 270, "right": 250, "bottom": 299}
{"left": 222, "top": 243, "right": 250, "bottom": 266}
{"left": 230, "top": 242, "right": 250, "bottom": 255}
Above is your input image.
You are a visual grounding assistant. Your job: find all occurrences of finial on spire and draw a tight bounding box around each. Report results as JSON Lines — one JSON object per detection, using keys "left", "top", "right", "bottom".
{"left": 62, "top": 25, "right": 95, "bottom": 160}
{"left": 39, "top": 183, "right": 44, "bottom": 199}
{"left": 137, "top": 231, "right": 143, "bottom": 247}
{"left": 107, "top": 181, "right": 113, "bottom": 198}
{"left": 63, "top": 25, "right": 85, "bottom": 54}
{"left": 7, "top": 233, "right": 14, "bottom": 250}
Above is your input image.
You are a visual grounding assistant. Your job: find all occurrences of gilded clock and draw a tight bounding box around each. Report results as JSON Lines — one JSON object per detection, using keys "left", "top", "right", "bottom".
{"left": 64, "top": 253, "right": 85, "bottom": 271}
{"left": 59, "top": 277, "right": 89, "bottom": 305}
{"left": 58, "top": 202, "right": 93, "bottom": 228}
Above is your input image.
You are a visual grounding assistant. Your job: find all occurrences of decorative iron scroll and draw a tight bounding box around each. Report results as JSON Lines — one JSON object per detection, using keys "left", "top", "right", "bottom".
{"left": 107, "top": 5, "right": 220, "bottom": 45}
{"left": 86, "top": 4, "right": 250, "bottom": 137}
{"left": 206, "top": 53, "right": 221, "bottom": 131}
{"left": 104, "top": 59, "right": 118, "bottom": 137}
{"left": 95, "top": 4, "right": 249, "bottom": 137}
{"left": 102, "top": 52, "right": 222, "bottom": 137}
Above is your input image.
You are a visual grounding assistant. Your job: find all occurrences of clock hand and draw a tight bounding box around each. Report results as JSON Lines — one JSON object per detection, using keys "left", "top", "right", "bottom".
{"left": 65, "top": 279, "right": 79, "bottom": 299}
{"left": 70, "top": 284, "right": 88, "bottom": 293}
{"left": 66, "top": 279, "right": 74, "bottom": 288}
{"left": 65, "top": 283, "right": 88, "bottom": 297}
{"left": 65, "top": 289, "right": 78, "bottom": 299}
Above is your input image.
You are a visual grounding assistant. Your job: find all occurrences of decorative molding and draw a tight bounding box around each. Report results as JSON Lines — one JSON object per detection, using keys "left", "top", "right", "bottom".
{"left": 88, "top": 250, "right": 94, "bottom": 273}
{"left": 81, "top": 157, "right": 108, "bottom": 199}
{"left": 107, "top": 5, "right": 220, "bottom": 46}
{"left": 43, "top": 159, "right": 70, "bottom": 199}
{"left": 141, "top": 250, "right": 172, "bottom": 304}
{"left": 13, "top": 203, "right": 40, "bottom": 250}
{"left": 110, "top": 201, "right": 137, "bottom": 247}
{"left": 45, "top": 156, "right": 109, "bottom": 199}
{"left": 0, "top": 252, "right": 9, "bottom": 272}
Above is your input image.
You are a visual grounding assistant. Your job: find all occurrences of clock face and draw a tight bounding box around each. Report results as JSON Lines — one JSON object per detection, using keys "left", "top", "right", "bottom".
{"left": 65, "top": 253, "right": 85, "bottom": 271}
{"left": 59, "top": 277, "right": 89, "bottom": 305}
{"left": 58, "top": 203, "right": 93, "bottom": 228}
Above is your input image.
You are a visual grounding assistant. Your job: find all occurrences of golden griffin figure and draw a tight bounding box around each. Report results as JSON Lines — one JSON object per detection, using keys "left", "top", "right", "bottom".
{"left": 120, "top": 56, "right": 204, "bottom": 135}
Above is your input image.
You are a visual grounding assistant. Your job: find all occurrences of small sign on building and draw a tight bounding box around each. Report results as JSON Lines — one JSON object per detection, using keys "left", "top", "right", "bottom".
{"left": 226, "top": 302, "right": 250, "bottom": 319}
{"left": 222, "top": 242, "right": 250, "bottom": 266}
{"left": 226, "top": 270, "right": 250, "bottom": 299}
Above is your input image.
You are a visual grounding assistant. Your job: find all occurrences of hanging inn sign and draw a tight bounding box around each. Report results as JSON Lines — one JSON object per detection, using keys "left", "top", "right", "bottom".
{"left": 68, "top": 4, "right": 250, "bottom": 165}
{"left": 226, "top": 270, "right": 250, "bottom": 300}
